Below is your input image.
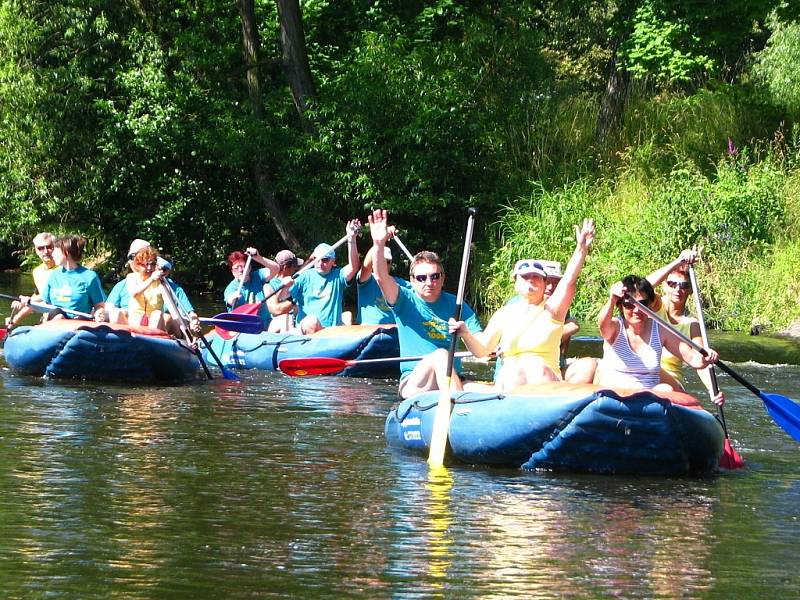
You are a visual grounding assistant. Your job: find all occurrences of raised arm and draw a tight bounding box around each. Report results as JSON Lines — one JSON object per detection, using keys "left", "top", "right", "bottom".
{"left": 545, "top": 218, "right": 595, "bottom": 322}
{"left": 647, "top": 249, "right": 697, "bottom": 287}
{"left": 245, "top": 247, "right": 280, "bottom": 281}
{"left": 597, "top": 281, "right": 624, "bottom": 342}
{"left": 341, "top": 219, "right": 362, "bottom": 282}
{"left": 368, "top": 209, "right": 400, "bottom": 305}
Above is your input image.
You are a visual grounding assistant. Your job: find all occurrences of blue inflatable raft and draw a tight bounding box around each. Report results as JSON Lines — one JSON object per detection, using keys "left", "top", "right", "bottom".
{"left": 3, "top": 320, "right": 200, "bottom": 383}
{"left": 202, "top": 324, "right": 400, "bottom": 378}
{"left": 385, "top": 383, "right": 725, "bottom": 475}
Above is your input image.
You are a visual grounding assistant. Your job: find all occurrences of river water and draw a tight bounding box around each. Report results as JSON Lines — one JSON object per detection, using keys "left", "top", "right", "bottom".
{"left": 0, "top": 273, "right": 798, "bottom": 598}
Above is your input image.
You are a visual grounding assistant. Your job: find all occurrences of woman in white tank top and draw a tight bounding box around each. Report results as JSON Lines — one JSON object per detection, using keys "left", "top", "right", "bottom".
{"left": 595, "top": 275, "right": 718, "bottom": 391}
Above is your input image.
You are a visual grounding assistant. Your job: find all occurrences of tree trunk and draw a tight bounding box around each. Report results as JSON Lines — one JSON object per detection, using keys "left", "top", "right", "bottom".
{"left": 275, "top": 0, "right": 316, "bottom": 132}
{"left": 236, "top": 0, "right": 300, "bottom": 249}
{"left": 596, "top": 41, "right": 630, "bottom": 146}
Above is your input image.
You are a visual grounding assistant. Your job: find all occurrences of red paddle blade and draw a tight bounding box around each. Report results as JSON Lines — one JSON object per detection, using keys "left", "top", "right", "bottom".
{"left": 231, "top": 302, "right": 262, "bottom": 316}
{"left": 719, "top": 438, "right": 746, "bottom": 470}
{"left": 0, "top": 328, "right": 7, "bottom": 343}
{"left": 278, "top": 357, "right": 352, "bottom": 377}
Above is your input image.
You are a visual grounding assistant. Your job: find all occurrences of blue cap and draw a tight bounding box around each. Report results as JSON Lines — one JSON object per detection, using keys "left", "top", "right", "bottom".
{"left": 312, "top": 243, "right": 335, "bottom": 260}
{"left": 157, "top": 256, "right": 172, "bottom": 270}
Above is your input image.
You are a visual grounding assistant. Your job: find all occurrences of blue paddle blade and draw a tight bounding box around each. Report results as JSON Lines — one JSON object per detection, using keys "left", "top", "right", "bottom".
{"left": 760, "top": 392, "right": 800, "bottom": 442}
{"left": 199, "top": 314, "right": 262, "bottom": 334}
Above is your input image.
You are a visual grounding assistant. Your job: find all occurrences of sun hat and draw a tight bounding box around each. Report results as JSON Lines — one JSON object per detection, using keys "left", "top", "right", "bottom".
{"left": 511, "top": 259, "right": 548, "bottom": 280}
{"left": 312, "top": 243, "right": 335, "bottom": 260}
{"left": 539, "top": 260, "right": 563, "bottom": 279}
{"left": 127, "top": 239, "right": 151, "bottom": 259}
{"left": 156, "top": 256, "right": 172, "bottom": 271}
{"left": 275, "top": 249, "right": 301, "bottom": 267}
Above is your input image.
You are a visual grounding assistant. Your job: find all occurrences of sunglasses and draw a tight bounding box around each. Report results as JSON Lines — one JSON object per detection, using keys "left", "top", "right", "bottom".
{"left": 620, "top": 297, "right": 650, "bottom": 310}
{"left": 413, "top": 272, "right": 442, "bottom": 283}
{"left": 666, "top": 280, "right": 692, "bottom": 290}
{"left": 36, "top": 244, "right": 54, "bottom": 252}
{"left": 318, "top": 257, "right": 333, "bottom": 263}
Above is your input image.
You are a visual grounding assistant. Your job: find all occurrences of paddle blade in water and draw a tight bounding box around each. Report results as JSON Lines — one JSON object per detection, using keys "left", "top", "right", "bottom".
{"left": 719, "top": 439, "right": 746, "bottom": 470}
{"left": 278, "top": 357, "right": 351, "bottom": 377}
{"left": 760, "top": 392, "right": 800, "bottom": 442}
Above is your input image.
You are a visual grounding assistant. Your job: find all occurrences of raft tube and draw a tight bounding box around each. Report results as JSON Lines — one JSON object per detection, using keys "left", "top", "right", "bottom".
{"left": 202, "top": 324, "right": 400, "bottom": 378}
{"left": 385, "top": 382, "right": 725, "bottom": 475}
{"left": 3, "top": 320, "right": 200, "bottom": 383}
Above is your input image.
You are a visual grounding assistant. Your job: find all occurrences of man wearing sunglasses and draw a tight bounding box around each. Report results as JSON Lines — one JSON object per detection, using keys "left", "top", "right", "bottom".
{"left": 368, "top": 209, "right": 482, "bottom": 399}
{"left": 5, "top": 232, "right": 58, "bottom": 330}
{"left": 288, "top": 219, "right": 361, "bottom": 334}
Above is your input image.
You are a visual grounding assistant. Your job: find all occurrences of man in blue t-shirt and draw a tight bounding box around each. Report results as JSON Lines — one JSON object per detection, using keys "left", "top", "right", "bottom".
{"left": 287, "top": 219, "right": 361, "bottom": 334}
{"left": 368, "top": 209, "right": 483, "bottom": 399}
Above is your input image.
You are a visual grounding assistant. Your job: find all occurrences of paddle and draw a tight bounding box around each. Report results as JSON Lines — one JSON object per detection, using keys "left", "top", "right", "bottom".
{"left": 229, "top": 233, "right": 352, "bottom": 319}
{"left": 199, "top": 313, "right": 263, "bottom": 334}
{"left": 627, "top": 295, "right": 800, "bottom": 443}
{"left": 236, "top": 254, "right": 253, "bottom": 299}
{"left": 392, "top": 235, "right": 415, "bottom": 262}
{"left": 278, "top": 352, "right": 476, "bottom": 377}
{"left": 428, "top": 207, "right": 478, "bottom": 468}
{"left": 0, "top": 328, "right": 6, "bottom": 342}
{"left": 688, "top": 265, "right": 745, "bottom": 469}
{"left": 0, "top": 293, "right": 94, "bottom": 319}
{"left": 159, "top": 278, "right": 214, "bottom": 380}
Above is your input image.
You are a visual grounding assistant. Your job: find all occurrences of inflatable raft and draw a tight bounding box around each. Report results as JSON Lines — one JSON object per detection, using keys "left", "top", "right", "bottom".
{"left": 202, "top": 324, "right": 400, "bottom": 378}
{"left": 3, "top": 320, "right": 200, "bottom": 383}
{"left": 385, "top": 383, "right": 725, "bottom": 475}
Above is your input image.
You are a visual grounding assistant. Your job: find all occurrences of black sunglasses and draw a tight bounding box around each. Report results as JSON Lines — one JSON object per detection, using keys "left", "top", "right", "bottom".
{"left": 413, "top": 272, "right": 442, "bottom": 283}
{"left": 666, "top": 280, "right": 692, "bottom": 290}
{"left": 621, "top": 297, "right": 650, "bottom": 310}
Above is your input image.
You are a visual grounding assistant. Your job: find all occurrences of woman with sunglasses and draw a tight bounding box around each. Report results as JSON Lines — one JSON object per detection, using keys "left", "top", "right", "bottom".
{"left": 595, "top": 275, "right": 719, "bottom": 391}
{"left": 40, "top": 235, "right": 107, "bottom": 322}
{"left": 643, "top": 251, "right": 724, "bottom": 404}
{"left": 123, "top": 246, "right": 167, "bottom": 330}
{"left": 451, "top": 218, "right": 595, "bottom": 392}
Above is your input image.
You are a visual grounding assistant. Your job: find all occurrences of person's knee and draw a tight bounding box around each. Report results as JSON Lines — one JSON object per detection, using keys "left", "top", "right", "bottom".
{"left": 299, "top": 315, "right": 322, "bottom": 334}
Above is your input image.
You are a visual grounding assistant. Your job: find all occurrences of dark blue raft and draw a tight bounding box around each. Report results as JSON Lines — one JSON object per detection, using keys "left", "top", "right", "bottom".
{"left": 385, "top": 383, "right": 725, "bottom": 475}
{"left": 202, "top": 324, "right": 400, "bottom": 378}
{"left": 3, "top": 320, "right": 200, "bottom": 383}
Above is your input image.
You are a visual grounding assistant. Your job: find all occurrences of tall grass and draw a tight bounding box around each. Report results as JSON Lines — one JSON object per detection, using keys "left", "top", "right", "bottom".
{"left": 477, "top": 75, "right": 800, "bottom": 333}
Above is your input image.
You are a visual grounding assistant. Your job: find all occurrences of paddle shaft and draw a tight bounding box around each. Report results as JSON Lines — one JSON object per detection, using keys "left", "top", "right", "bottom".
{"left": 392, "top": 235, "right": 415, "bottom": 262}
{"left": 627, "top": 295, "right": 765, "bottom": 395}
{"left": 160, "top": 278, "right": 213, "bottom": 379}
{"left": 688, "top": 265, "right": 729, "bottom": 436}
{"left": 235, "top": 254, "right": 253, "bottom": 299}
{"left": 429, "top": 207, "right": 477, "bottom": 467}
{"left": 0, "top": 293, "right": 94, "bottom": 319}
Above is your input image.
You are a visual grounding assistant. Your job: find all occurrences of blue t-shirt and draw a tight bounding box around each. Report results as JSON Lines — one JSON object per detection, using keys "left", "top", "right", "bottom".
{"left": 224, "top": 267, "right": 273, "bottom": 327}
{"left": 164, "top": 279, "right": 195, "bottom": 315}
{"left": 357, "top": 275, "right": 411, "bottom": 325}
{"left": 43, "top": 266, "right": 106, "bottom": 317}
{"left": 291, "top": 267, "right": 351, "bottom": 328}
{"left": 106, "top": 279, "right": 129, "bottom": 308}
{"left": 390, "top": 286, "right": 482, "bottom": 380}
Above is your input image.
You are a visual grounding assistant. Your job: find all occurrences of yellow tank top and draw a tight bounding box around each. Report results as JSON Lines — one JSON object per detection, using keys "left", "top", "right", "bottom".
{"left": 126, "top": 274, "right": 164, "bottom": 316}
{"left": 656, "top": 302, "right": 694, "bottom": 383}
{"left": 498, "top": 302, "right": 564, "bottom": 377}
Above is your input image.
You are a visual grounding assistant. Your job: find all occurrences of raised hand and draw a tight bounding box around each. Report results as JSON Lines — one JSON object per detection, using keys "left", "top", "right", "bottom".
{"left": 575, "top": 218, "right": 595, "bottom": 252}
{"left": 368, "top": 209, "right": 390, "bottom": 245}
